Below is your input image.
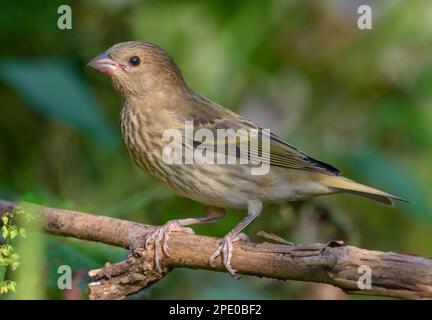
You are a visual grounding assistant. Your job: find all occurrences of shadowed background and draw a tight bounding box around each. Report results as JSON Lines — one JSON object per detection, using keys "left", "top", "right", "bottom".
{"left": 0, "top": 0, "right": 431, "bottom": 299}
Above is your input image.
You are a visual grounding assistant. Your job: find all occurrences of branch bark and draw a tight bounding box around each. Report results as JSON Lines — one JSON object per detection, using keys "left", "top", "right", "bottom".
{"left": 1, "top": 200, "right": 431, "bottom": 300}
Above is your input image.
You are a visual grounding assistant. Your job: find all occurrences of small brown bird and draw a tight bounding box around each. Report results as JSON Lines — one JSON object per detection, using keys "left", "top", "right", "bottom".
{"left": 88, "top": 41, "right": 407, "bottom": 275}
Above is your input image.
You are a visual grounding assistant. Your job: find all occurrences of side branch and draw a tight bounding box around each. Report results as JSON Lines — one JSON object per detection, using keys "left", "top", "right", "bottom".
{"left": 1, "top": 200, "right": 431, "bottom": 300}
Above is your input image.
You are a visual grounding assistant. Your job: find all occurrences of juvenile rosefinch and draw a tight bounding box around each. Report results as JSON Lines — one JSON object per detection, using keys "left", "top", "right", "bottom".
{"left": 88, "top": 41, "right": 407, "bottom": 275}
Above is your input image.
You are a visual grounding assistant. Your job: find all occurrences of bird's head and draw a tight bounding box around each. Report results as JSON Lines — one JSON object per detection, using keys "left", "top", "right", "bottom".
{"left": 88, "top": 41, "right": 185, "bottom": 98}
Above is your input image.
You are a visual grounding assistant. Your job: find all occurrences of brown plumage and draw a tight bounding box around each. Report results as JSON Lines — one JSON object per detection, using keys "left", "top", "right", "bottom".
{"left": 88, "top": 41, "right": 408, "bottom": 275}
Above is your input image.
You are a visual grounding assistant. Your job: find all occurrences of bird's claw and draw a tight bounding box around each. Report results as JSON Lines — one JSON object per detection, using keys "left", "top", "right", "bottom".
{"left": 145, "top": 220, "right": 194, "bottom": 272}
{"left": 209, "top": 233, "right": 249, "bottom": 277}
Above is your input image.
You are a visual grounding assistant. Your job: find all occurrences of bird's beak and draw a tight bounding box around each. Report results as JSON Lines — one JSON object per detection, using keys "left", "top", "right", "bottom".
{"left": 87, "top": 51, "right": 122, "bottom": 76}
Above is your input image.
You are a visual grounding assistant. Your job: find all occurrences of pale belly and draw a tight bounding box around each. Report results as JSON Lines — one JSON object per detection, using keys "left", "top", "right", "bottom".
{"left": 152, "top": 162, "right": 330, "bottom": 209}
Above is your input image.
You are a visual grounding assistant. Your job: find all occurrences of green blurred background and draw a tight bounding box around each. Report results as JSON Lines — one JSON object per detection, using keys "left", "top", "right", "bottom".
{"left": 0, "top": 0, "right": 431, "bottom": 299}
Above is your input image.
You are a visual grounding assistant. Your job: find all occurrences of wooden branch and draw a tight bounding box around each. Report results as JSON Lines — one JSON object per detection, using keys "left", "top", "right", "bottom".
{"left": 1, "top": 200, "right": 431, "bottom": 300}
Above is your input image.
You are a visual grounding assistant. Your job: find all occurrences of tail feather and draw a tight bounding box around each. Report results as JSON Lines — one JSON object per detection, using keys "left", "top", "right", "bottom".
{"left": 319, "top": 175, "right": 409, "bottom": 206}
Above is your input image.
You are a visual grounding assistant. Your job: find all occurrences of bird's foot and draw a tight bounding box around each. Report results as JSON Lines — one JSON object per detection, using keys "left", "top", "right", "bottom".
{"left": 144, "top": 220, "right": 195, "bottom": 272}
{"left": 209, "top": 233, "right": 249, "bottom": 277}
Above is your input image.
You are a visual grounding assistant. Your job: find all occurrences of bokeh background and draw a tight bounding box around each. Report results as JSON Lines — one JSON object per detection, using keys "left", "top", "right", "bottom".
{"left": 1, "top": 0, "right": 431, "bottom": 299}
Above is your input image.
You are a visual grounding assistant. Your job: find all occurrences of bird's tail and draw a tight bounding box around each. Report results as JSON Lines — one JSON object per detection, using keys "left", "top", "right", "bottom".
{"left": 319, "top": 175, "right": 409, "bottom": 206}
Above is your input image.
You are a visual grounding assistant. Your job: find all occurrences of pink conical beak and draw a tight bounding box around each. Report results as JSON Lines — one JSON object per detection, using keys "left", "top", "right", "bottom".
{"left": 87, "top": 51, "right": 122, "bottom": 76}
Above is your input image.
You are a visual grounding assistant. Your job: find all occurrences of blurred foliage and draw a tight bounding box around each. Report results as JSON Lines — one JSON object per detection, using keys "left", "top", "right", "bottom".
{"left": 0, "top": 0, "right": 431, "bottom": 299}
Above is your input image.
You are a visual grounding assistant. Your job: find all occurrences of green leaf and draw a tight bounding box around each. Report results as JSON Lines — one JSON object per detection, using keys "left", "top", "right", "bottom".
{"left": 10, "top": 261, "right": 20, "bottom": 271}
{"left": 8, "top": 226, "right": 18, "bottom": 240}
{"left": 0, "top": 244, "right": 12, "bottom": 257}
{"left": 0, "top": 59, "right": 116, "bottom": 148}
{"left": 1, "top": 226, "right": 8, "bottom": 240}
{"left": 1, "top": 215, "right": 9, "bottom": 226}
{"left": 8, "top": 281, "right": 16, "bottom": 293}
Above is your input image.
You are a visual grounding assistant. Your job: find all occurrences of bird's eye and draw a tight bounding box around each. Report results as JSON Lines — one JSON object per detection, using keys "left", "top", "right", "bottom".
{"left": 129, "top": 56, "right": 141, "bottom": 66}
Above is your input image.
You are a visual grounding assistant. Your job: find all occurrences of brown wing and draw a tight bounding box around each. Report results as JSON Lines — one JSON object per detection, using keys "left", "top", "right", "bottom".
{"left": 177, "top": 91, "right": 341, "bottom": 175}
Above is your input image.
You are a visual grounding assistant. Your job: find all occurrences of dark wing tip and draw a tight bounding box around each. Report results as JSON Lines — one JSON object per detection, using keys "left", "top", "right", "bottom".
{"left": 391, "top": 195, "right": 412, "bottom": 204}
{"left": 268, "top": 132, "right": 342, "bottom": 175}
{"left": 306, "top": 156, "right": 342, "bottom": 175}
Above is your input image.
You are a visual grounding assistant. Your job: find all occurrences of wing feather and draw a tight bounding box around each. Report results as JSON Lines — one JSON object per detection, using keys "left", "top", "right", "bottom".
{"left": 176, "top": 94, "right": 340, "bottom": 175}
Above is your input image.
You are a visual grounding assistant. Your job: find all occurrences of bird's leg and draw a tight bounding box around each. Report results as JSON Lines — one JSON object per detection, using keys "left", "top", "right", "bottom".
{"left": 209, "top": 200, "right": 262, "bottom": 277}
{"left": 142, "top": 207, "right": 225, "bottom": 272}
